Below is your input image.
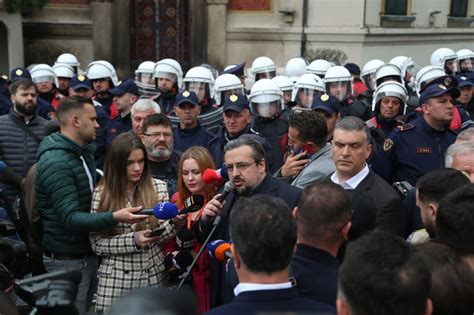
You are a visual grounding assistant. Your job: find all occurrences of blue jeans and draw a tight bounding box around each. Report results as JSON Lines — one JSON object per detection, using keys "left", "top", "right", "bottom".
{"left": 43, "top": 254, "right": 98, "bottom": 315}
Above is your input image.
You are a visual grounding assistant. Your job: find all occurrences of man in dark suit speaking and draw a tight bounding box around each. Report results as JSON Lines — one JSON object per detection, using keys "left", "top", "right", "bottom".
{"left": 205, "top": 195, "right": 335, "bottom": 315}
{"left": 201, "top": 137, "right": 301, "bottom": 307}
{"left": 330, "top": 116, "right": 406, "bottom": 238}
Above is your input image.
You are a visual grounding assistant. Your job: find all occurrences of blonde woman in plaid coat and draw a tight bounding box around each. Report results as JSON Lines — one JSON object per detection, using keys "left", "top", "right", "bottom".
{"left": 89, "top": 133, "right": 186, "bottom": 311}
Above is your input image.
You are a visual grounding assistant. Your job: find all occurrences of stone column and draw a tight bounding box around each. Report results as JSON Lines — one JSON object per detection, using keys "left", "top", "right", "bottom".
{"left": 206, "top": 0, "right": 228, "bottom": 69}
{"left": 91, "top": 0, "right": 113, "bottom": 61}
{"left": 0, "top": 11, "right": 24, "bottom": 71}
{"left": 113, "top": 0, "right": 131, "bottom": 76}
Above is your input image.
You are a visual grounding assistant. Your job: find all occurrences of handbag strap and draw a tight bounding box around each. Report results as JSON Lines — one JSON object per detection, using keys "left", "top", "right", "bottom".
{"left": 10, "top": 115, "right": 41, "bottom": 144}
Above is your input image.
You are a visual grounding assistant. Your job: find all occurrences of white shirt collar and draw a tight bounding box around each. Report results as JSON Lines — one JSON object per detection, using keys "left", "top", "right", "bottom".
{"left": 234, "top": 282, "right": 292, "bottom": 296}
{"left": 331, "top": 164, "right": 369, "bottom": 189}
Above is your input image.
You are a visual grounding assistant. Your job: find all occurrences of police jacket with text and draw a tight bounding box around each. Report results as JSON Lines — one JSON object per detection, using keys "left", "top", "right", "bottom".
{"left": 371, "top": 116, "right": 457, "bottom": 186}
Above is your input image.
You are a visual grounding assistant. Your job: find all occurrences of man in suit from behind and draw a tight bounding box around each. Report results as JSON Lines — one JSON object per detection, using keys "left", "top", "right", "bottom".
{"left": 291, "top": 182, "right": 352, "bottom": 306}
{"left": 205, "top": 195, "right": 335, "bottom": 315}
{"left": 330, "top": 116, "right": 406, "bottom": 238}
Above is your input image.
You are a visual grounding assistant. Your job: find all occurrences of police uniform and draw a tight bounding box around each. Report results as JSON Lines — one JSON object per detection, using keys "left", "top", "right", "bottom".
{"left": 105, "top": 79, "right": 139, "bottom": 146}
{"left": 371, "top": 83, "right": 459, "bottom": 186}
{"left": 172, "top": 91, "right": 218, "bottom": 153}
{"left": 339, "top": 96, "right": 370, "bottom": 121}
{"left": 211, "top": 94, "right": 262, "bottom": 167}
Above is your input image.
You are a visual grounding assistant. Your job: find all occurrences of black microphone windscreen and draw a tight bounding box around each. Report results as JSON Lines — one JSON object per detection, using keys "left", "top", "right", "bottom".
{"left": 176, "top": 228, "right": 194, "bottom": 250}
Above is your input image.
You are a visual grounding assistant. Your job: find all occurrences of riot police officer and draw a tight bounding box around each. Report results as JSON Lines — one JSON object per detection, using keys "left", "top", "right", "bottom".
{"left": 358, "top": 59, "right": 384, "bottom": 113}
{"left": 371, "top": 82, "right": 459, "bottom": 186}
{"left": 249, "top": 79, "right": 288, "bottom": 172}
{"left": 324, "top": 66, "right": 369, "bottom": 120}
{"left": 366, "top": 81, "right": 408, "bottom": 149}
{"left": 86, "top": 60, "right": 120, "bottom": 119}
{"left": 154, "top": 58, "right": 183, "bottom": 115}
{"left": 135, "top": 61, "right": 157, "bottom": 98}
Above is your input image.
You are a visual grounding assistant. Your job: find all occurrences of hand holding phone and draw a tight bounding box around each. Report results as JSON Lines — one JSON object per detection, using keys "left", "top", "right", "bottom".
{"left": 149, "top": 227, "right": 166, "bottom": 237}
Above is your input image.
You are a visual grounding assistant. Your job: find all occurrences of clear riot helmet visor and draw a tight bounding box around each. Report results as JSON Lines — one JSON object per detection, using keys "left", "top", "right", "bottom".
{"left": 458, "top": 58, "right": 474, "bottom": 72}
{"left": 251, "top": 101, "right": 281, "bottom": 118}
{"left": 404, "top": 63, "right": 422, "bottom": 82}
{"left": 326, "top": 81, "right": 352, "bottom": 102}
{"left": 255, "top": 70, "right": 276, "bottom": 81}
{"left": 32, "top": 75, "right": 54, "bottom": 84}
{"left": 295, "top": 88, "right": 323, "bottom": 109}
{"left": 136, "top": 73, "right": 154, "bottom": 85}
{"left": 444, "top": 58, "right": 458, "bottom": 75}
{"left": 362, "top": 73, "right": 376, "bottom": 91}
{"left": 186, "top": 81, "right": 209, "bottom": 103}
{"left": 155, "top": 71, "right": 177, "bottom": 82}
{"left": 283, "top": 90, "right": 292, "bottom": 105}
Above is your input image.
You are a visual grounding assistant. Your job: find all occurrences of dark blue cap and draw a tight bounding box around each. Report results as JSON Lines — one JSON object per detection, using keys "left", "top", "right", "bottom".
{"left": 419, "top": 83, "right": 460, "bottom": 105}
{"left": 455, "top": 74, "right": 473, "bottom": 88}
{"left": 109, "top": 78, "right": 139, "bottom": 96}
{"left": 10, "top": 67, "right": 32, "bottom": 82}
{"left": 223, "top": 62, "right": 246, "bottom": 77}
{"left": 222, "top": 93, "right": 250, "bottom": 112}
{"left": 344, "top": 63, "right": 361, "bottom": 75}
{"left": 311, "top": 93, "right": 341, "bottom": 114}
{"left": 176, "top": 90, "right": 199, "bottom": 107}
{"left": 0, "top": 74, "right": 8, "bottom": 85}
{"left": 70, "top": 74, "right": 91, "bottom": 90}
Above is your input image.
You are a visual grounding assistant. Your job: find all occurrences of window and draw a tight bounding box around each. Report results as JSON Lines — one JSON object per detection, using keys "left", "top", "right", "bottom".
{"left": 381, "top": 0, "right": 415, "bottom": 27}
{"left": 384, "top": 0, "right": 408, "bottom": 15}
{"left": 450, "top": 0, "right": 469, "bottom": 17}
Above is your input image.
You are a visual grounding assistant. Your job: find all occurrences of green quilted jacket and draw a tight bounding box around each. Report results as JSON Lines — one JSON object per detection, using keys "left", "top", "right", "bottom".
{"left": 35, "top": 132, "right": 117, "bottom": 254}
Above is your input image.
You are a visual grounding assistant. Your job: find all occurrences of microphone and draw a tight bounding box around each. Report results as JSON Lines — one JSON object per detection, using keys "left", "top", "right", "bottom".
{"left": 176, "top": 227, "right": 194, "bottom": 250}
{"left": 202, "top": 165, "right": 229, "bottom": 185}
{"left": 181, "top": 194, "right": 205, "bottom": 214}
{"left": 164, "top": 250, "right": 194, "bottom": 272}
{"left": 137, "top": 202, "right": 178, "bottom": 219}
{"left": 217, "top": 181, "right": 234, "bottom": 203}
{"left": 207, "top": 240, "right": 232, "bottom": 262}
{"left": 173, "top": 250, "right": 194, "bottom": 271}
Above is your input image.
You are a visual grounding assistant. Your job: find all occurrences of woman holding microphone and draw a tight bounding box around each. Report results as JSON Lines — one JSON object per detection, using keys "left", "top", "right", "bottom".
{"left": 90, "top": 133, "right": 185, "bottom": 311}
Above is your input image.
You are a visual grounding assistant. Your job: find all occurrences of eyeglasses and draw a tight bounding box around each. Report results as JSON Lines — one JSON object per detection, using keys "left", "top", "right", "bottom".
{"left": 143, "top": 132, "right": 172, "bottom": 138}
{"left": 225, "top": 161, "right": 256, "bottom": 173}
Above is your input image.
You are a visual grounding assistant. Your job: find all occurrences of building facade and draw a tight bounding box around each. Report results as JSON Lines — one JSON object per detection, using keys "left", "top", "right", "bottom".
{"left": 1, "top": 0, "right": 473, "bottom": 76}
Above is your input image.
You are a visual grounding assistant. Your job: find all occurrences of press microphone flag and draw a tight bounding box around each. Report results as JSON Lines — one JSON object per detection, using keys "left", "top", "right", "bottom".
{"left": 137, "top": 202, "right": 179, "bottom": 219}
{"left": 207, "top": 239, "right": 232, "bottom": 262}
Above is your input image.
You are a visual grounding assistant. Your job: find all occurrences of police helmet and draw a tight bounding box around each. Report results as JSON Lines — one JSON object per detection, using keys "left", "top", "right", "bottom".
{"left": 251, "top": 56, "right": 276, "bottom": 82}
{"left": 291, "top": 73, "right": 325, "bottom": 109}
{"left": 306, "top": 59, "right": 333, "bottom": 78}
{"left": 456, "top": 49, "right": 474, "bottom": 73}
{"left": 414, "top": 66, "right": 446, "bottom": 97}
{"left": 430, "top": 48, "right": 458, "bottom": 73}
{"left": 52, "top": 63, "right": 74, "bottom": 79}
{"left": 249, "top": 79, "right": 283, "bottom": 118}
{"left": 86, "top": 60, "right": 119, "bottom": 86}
{"left": 361, "top": 59, "right": 384, "bottom": 91}
{"left": 323, "top": 66, "right": 353, "bottom": 102}
{"left": 214, "top": 73, "right": 244, "bottom": 106}
{"left": 372, "top": 81, "right": 408, "bottom": 115}
{"left": 374, "top": 64, "right": 402, "bottom": 88}
{"left": 30, "top": 64, "right": 58, "bottom": 87}
{"left": 154, "top": 58, "right": 183, "bottom": 89}
{"left": 184, "top": 66, "right": 215, "bottom": 100}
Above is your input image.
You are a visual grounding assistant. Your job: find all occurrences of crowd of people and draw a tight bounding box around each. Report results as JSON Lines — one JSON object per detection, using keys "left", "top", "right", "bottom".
{"left": 0, "top": 47, "right": 474, "bottom": 315}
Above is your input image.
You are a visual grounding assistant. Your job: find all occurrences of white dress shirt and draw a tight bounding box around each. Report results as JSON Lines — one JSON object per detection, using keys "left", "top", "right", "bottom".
{"left": 234, "top": 281, "right": 292, "bottom": 296}
{"left": 331, "top": 164, "right": 369, "bottom": 190}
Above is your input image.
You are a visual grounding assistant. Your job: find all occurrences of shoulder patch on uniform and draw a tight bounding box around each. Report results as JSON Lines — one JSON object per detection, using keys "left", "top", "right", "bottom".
{"left": 397, "top": 123, "right": 415, "bottom": 132}
{"left": 383, "top": 138, "right": 394, "bottom": 151}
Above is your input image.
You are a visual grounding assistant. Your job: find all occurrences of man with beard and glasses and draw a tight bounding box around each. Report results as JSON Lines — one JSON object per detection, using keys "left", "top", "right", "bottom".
{"left": 0, "top": 79, "right": 47, "bottom": 205}
{"left": 141, "top": 113, "right": 181, "bottom": 196}
{"left": 200, "top": 137, "right": 301, "bottom": 308}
